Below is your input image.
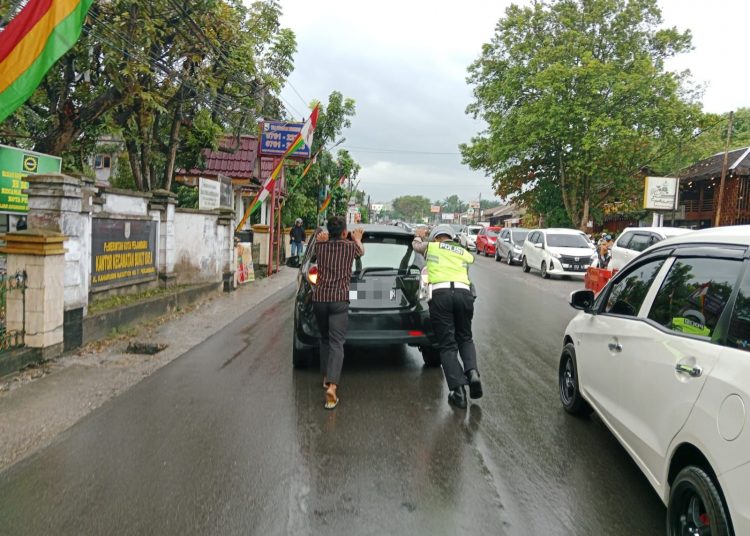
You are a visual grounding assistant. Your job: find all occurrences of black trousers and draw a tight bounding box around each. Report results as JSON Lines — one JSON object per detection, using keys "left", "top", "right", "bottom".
{"left": 312, "top": 301, "right": 349, "bottom": 385}
{"left": 429, "top": 288, "right": 478, "bottom": 390}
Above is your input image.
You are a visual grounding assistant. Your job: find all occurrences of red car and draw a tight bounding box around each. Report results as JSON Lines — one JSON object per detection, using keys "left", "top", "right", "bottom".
{"left": 476, "top": 226, "right": 502, "bottom": 257}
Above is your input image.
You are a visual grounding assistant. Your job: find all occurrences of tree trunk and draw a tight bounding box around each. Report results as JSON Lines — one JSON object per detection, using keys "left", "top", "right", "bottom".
{"left": 163, "top": 102, "right": 182, "bottom": 192}
{"left": 579, "top": 197, "right": 590, "bottom": 231}
{"left": 125, "top": 138, "right": 144, "bottom": 191}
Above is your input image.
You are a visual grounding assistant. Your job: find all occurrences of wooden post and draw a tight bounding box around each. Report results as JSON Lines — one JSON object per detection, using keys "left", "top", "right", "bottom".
{"left": 715, "top": 111, "right": 734, "bottom": 227}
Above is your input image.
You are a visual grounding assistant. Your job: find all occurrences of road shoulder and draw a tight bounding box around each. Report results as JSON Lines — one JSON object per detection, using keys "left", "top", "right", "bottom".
{"left": 0, "top": 268, "right": 297, "bottom": 472}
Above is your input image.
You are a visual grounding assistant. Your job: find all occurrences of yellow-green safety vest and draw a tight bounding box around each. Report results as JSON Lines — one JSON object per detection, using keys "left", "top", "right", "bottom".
{"left": 426, "top": 241, "right": 474, "bottom": 286}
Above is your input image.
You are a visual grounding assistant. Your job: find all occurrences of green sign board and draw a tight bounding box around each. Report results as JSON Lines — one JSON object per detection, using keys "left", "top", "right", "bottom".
{"left": 0, "top": 144, "right": 62, "bottom": 214}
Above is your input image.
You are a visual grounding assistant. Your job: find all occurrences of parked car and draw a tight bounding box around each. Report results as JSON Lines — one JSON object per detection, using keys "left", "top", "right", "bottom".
{"left": 560, "top": 225, "right": 750, "bottom": 536}
{"left": 460, "top": 224, "right": 483, "bottom": 251}
{"left": 521, "top": 228, "right": 596, "bottom": 278}
{"left": 610, "top": 227, "right": 693, "bottom": 271}
{"left": 495, "top": 228, "right": 529, "bottom": 265}
{"left": 293, "top": 224, "right": 440, "bottom": 368}
{"left": 476, "top": 226, "right": 502, "bottom": 256}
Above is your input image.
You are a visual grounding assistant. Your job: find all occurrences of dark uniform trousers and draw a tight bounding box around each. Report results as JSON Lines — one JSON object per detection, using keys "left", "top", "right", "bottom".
{"left": 313, "top": 301, "right": 349, "bottom": 384}
{"left": 429, "top": 287, "right": 477, "bottom": 390}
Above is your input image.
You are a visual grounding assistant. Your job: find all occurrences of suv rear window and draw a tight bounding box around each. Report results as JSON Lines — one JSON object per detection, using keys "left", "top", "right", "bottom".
{"left": 354, "top": 235, "right": 416, "bottom": 272}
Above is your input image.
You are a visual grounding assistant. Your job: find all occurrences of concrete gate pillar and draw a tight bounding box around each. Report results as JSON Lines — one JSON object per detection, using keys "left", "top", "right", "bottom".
{"left": 24, "top": 173, "right": 92, "bottom": 350}
{"left": 1, "top": 231, "right": 66, "bottom": 358}
{"left": 149, "top": 189, "right": 177, "bottom": 287}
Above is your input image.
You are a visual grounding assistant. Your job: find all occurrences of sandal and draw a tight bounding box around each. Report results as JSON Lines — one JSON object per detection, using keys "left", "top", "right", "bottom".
{"left": 324, "top": 388, "right": 339, "bottom": 410}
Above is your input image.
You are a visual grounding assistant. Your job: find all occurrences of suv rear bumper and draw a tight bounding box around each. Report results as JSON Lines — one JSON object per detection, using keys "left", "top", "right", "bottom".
{"left": 295, "top": 306, "right": 435, "bottom": 349}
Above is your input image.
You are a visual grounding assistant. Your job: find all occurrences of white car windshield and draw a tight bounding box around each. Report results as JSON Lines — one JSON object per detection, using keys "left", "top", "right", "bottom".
{"left": 468, "top": 228, "right": 481, "bottom": 236}
{"left": 546, "top": 234, "right": 590, "bottom": 248}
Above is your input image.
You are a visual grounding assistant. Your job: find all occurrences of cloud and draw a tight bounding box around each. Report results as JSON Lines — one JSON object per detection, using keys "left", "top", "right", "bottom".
{"left": 274, "top": 0, "right": 750, "bottom": 205}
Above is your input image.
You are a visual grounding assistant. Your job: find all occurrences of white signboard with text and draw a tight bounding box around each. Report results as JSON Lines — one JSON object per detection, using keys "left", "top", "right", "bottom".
{"left": 643, "top": 176, "right": 679, "bottom": 210}
{"left": 199, "top": 177, "right": 221, "bottom": 211}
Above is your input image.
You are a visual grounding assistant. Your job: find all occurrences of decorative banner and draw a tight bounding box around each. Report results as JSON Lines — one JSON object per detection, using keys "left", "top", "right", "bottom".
{"left": 198, "top": 177, "right": 220, "bottom": 210}
{"left": 236, "top": 105, "right": 319, "bottom": 232}
{"left": 643, "top": 176, "right": 679, "bottom": 210}
{"left": 0, "top": 0, "right": 95, "bottom": 122}
{"left": 0, "top": 144, "right": 62, "bottom": 214}
{"left": 91, "top": 218, "right": 157, "bottom": 289}
{"left": 259, "top": 157, "right": 279, "bottom": 180}
{"left": 259, "top": 121, "right": 311, "bottom": 159}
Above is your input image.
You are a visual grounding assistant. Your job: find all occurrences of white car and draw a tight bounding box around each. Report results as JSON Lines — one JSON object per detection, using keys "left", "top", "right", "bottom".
{"left": 521, "top": 228, "right": 596, "bottom": 278}
{"left": 560, "top": 225, "right": 750, "bottom": 535}
{"left": 610, "top": 227, "right": 693, "bottom": 271}
{"left": 460, "top": 225, "right": 483, "bottom": 251}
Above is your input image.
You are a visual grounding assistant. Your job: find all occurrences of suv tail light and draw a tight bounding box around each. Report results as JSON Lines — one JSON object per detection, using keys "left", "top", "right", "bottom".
{"left": 307, "top": 265, "right": 319, "bottom": 285}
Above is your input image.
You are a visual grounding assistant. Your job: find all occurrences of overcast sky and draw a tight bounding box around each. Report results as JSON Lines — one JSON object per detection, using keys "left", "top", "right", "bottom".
{"left": 277, "top": 0, "right": 750, "bottom": 204}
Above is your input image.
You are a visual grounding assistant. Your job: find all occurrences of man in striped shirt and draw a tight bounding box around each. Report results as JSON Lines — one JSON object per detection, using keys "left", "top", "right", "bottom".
{"left": 311, "top": 216, "right": 365, "bottom": 409}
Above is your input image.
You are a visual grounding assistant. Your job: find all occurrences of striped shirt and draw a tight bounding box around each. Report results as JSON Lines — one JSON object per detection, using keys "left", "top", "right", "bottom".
{"left": 312, "top": 239, "right": 364, "bottom": 302}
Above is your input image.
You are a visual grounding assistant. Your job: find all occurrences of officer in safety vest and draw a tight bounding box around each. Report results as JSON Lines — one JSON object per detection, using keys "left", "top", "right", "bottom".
{"left": 413, "top": 224, "right": 482, "bottom": 409}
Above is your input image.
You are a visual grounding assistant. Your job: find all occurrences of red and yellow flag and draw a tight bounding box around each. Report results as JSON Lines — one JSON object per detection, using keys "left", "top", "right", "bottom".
{"left": 0, "top": 0, "right": 94, "bottom": 122}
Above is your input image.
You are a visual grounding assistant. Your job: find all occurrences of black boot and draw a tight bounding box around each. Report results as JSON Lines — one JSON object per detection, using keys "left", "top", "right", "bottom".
{"left": 448, "top": 385, "right": 467, "bottom": 409}
{"left": 466, "top": 369, "right": 483, "bottom": 399}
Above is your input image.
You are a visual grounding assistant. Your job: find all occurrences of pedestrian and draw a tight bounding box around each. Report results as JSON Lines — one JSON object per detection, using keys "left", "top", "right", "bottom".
{"left": 310, "top": 216, "right": 365, "bottom": 410}
{"left": 290, "top": 218, "right": 306, "bottom": 259}
{"left": 598, "top": 234, "right": 613, "bottom": 269}
{"left": 413, "top": 224, "right": 482, "bottom": 409}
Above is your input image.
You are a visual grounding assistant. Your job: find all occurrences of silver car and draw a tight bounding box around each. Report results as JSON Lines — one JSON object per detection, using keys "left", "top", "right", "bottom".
{"left": 495, "top": 228, "right": 529, "bottom": 265}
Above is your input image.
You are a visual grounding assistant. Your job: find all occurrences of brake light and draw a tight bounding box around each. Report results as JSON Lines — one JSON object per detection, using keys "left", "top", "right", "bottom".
{"left": 409, "top": 330, "right": 425, "bottom": 337}
{"left": 307, "top": 265, "right": 319, "bottom": 285}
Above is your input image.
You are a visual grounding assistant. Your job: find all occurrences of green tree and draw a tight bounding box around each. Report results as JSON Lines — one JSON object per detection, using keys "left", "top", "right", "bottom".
{"left": 461, "top": 0, "right": 704, "bottom": 230}
{"left": 283, "top": 91, "right": 358, "bottom": 227}
{"left": 392, "top": 195, "right": 431, "bottom": 222}
{"left": 441, "top": 194, "right": 468, "bottom": 213}
{"left": 1, "top": 0, "right": 296, "bottom": 191}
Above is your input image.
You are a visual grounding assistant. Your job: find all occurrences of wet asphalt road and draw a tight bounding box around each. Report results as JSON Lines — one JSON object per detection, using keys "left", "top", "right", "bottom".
{"left": 0, "top": 254, "right": 666, "bottom": 535}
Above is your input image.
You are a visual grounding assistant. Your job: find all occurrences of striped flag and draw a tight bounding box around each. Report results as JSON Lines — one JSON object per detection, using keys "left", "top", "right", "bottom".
{"left": 236, "top": 105, "right": 320, "bottom": 231}
{"left": 318, "top": 175, "right": 347, "bottom": 214}
{"left": 0, "top": 0, "right": 94, "bottom": 122}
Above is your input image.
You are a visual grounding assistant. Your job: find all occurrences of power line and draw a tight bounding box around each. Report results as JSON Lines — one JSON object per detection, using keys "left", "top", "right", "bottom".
{"left": 342, "top": 145, "right": 461, "bottom": 155}
{"left": 286, "top": 80, "right": 309, "bottom": 109}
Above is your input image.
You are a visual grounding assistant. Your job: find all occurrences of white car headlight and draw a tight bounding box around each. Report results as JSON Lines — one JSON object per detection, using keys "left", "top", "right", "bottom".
{"left": 513, "top": 245, "right": 522, "bottom": 252}
{"left": 550, "top": 251, "right": 562, "bottom": 259}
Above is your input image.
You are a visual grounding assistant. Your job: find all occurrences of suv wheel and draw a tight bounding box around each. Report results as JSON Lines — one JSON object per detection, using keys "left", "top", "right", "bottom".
{"left": 420, "top": 347, "right": 441, "bottom": 367}
{"left": 522, "top": 256, "right": 530, "bottom": 273}
{"left": 667, "top": 466, "right": 731, "bottom": 536}
{"left": 541, "top": 261, "right": 550, "bottom": 279}
{"left": 559, "top": 343, "right": 592, "bottom": 416}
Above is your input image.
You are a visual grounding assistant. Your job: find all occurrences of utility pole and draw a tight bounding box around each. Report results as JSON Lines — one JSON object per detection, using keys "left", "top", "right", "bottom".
{"left": 715, "top": 111, "right": 734, "bottom": 227}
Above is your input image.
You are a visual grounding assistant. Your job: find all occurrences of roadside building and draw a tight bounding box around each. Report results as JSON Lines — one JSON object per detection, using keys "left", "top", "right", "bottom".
{"left": 485, "top": 203, "right": 525, "bottom": 227}
{"left": 175, "top": 134, "right": 261, "bottom": 223}
{"left": 677, "top": 146, "right": 750, "bottom": 228}
{"left": 88, "top": 135, "right": 125, "bottom": 185}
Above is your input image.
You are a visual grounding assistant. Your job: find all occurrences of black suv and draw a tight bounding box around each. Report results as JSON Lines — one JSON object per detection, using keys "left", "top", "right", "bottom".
{"left": 292, "top": 225, "right": 439, "bottom": 367}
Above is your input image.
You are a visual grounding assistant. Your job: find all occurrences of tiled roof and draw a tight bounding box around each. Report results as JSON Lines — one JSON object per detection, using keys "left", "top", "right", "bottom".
{"left": 180, "top": 134, "right": 258, "bottom": 180}
{"left": 678, "top": 146, "right": 750, "bottom": 182}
